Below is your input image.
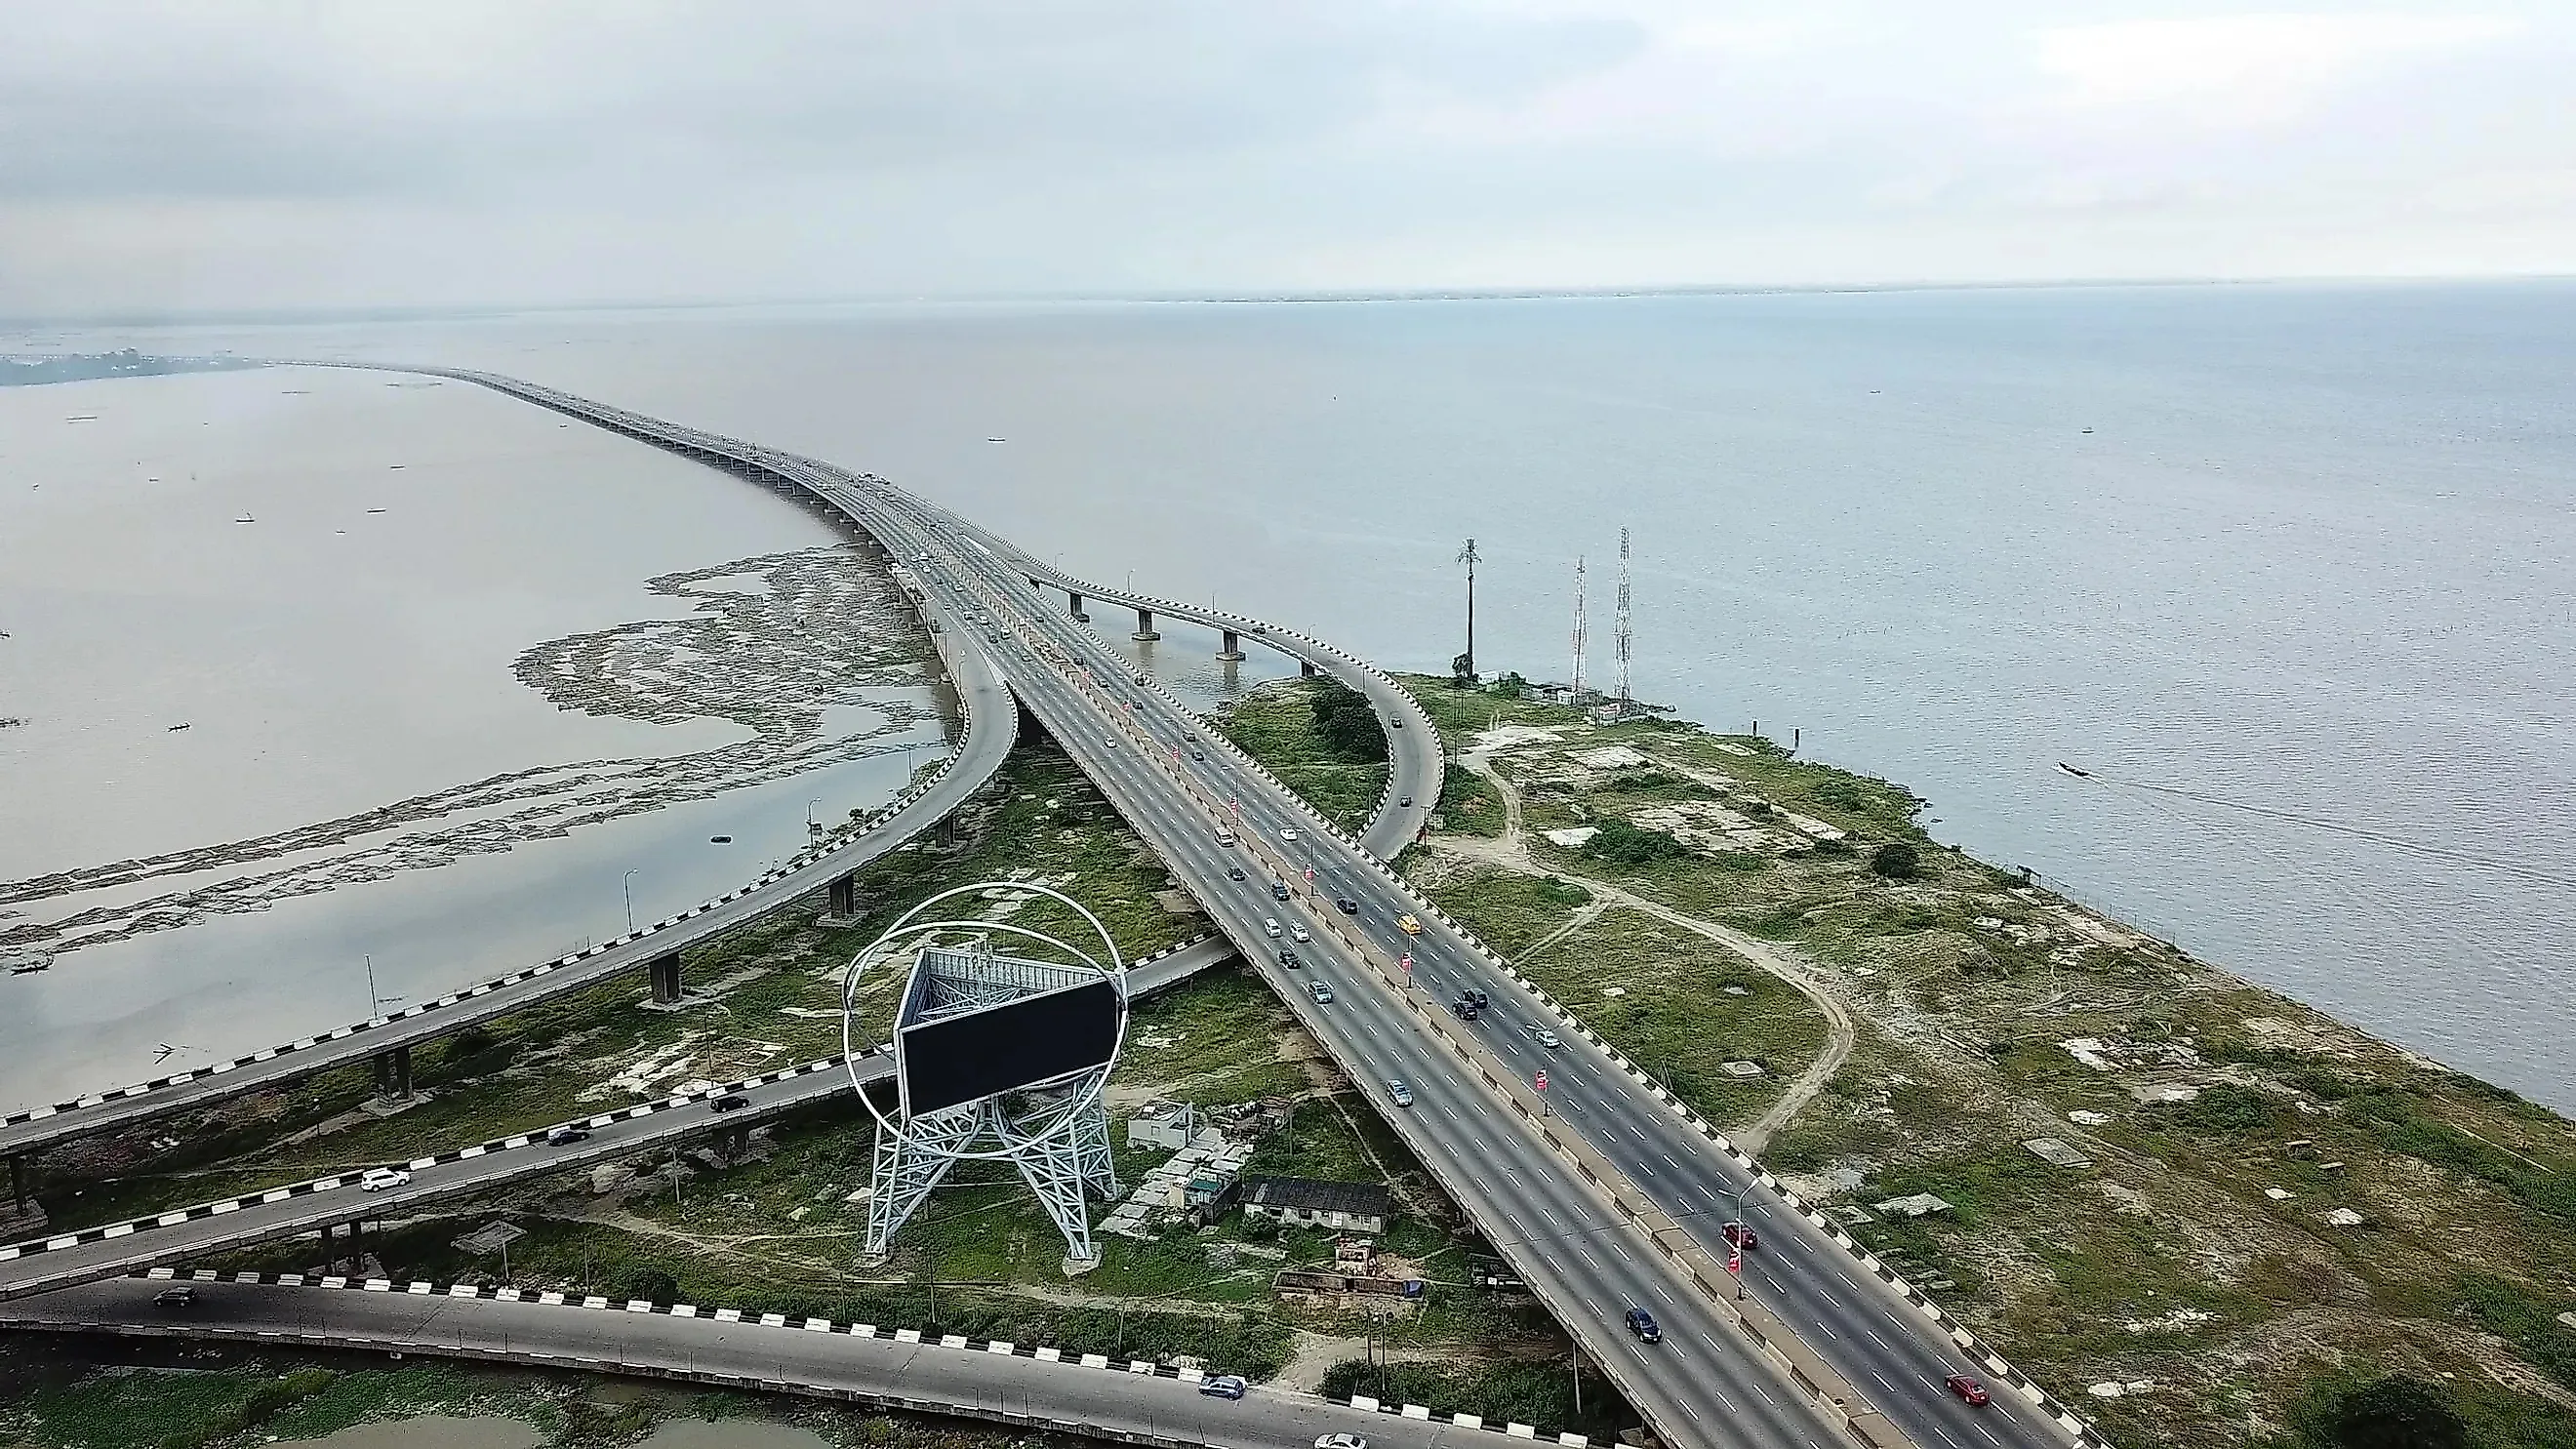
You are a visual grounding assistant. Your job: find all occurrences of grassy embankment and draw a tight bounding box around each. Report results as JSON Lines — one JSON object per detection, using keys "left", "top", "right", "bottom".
{"left": 1217, "top": 669, "right": 2576, "bottom": 1449}
{"left": 1207, "top": 677, "right": 1389, "bottom": 836}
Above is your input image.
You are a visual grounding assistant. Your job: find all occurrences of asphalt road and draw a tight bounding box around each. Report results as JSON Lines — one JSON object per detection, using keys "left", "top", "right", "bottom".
{"left": 7, "top": 1276, "right": 1487, "bottom": 1449}
{"left": 52, "top": 365, "right": 2085, "bottom": 1449}
{"left": 0, "top": 595, "right": 1018, "bottom": 1165}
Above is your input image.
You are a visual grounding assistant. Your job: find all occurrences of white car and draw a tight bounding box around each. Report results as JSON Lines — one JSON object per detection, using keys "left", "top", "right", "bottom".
{"left": 1279, "top": 826, "right": 1301, "bottom": 842}
{"left": 357, "top": 1167, "right": 412, "bottom": 1192}
{"left": 1528, "top": 1025, "right": 1563, "bottom": 1050}
{"left": 1316, "top": 1436, "right": 1369, "bottom": 1449}
{"left": 1291, "top": 925, "right": 1309, "bottom": 943}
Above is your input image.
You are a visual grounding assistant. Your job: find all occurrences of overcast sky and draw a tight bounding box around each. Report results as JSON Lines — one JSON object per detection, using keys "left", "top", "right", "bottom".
{"left": 4, "top": 1, "right": 2571, "bottom": 316}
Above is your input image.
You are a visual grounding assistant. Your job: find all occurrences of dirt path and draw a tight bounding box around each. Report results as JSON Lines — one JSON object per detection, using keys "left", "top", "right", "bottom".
{"left": 1443, "top": 753, "right": 1856, "bottom": 1153}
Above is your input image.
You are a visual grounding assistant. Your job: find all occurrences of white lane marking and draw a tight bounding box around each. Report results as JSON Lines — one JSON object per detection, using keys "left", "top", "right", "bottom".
{"left": 1817, "top": 1289, "right": 1844, "bottom": 1310}
{"left": 1711, "top": 1388, "right": 1736, "bottom": 1414}
{"left": 1814, "top": 1321, "right": 1837, "bottom": 1341}
{"left": 1868, "top": 1330, "right": 1893, "bottom": 1349}
{"left": 1870, "top": 1370, "right": 1896, "bottom": 1392}
{"left": 1913, "top": 1373, "right": 1941, "bottom": 1392}
{"left": 1929, "top": 1427, "right": 1959, "bottom": 1448}
{"left": 1577, "top": 1246, "right": 1602, "bottom": 1270}
{"left": 1758, "top": 1269, "right": 1787, "bottom": 1293}
{"left": 1753, "top": 1383, "right": 1776, "bottom": 1408}
{"left": 1975, "top": 1426, "right": 2004, "bottom": 1447}
{"left": 1648, "top": 1282, "right": 1672, "bottom": 1306}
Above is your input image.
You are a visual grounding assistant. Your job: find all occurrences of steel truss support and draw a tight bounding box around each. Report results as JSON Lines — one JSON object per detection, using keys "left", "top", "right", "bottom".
{"left": 863, "top": 1068, "right": 1119, "bottom": 1268}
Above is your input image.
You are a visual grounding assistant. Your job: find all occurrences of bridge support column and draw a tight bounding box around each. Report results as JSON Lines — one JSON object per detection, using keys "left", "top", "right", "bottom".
{"left": 827, "top": 872, "right": 858, "bottom": 918}
{"left": 1299, "top": 659, "right": 1318, "bottom": 678}
{"left": 372, "top": 1044, "right": 413, "bottom": 1100}
{"left": 1068, "top": 591, "right": 1086, "bottom": 622}
{"left": 7, "top": 1154, "right": 24, "bottom": 1210}
{"left": 1133, "top": 609, "right": 1159, "bottom": 642}
{"left": 1217, "top": 629, "right": 1245, "bottom": 662}
{"left": 650, "top": 952, "right": 684, "bottom": 1005}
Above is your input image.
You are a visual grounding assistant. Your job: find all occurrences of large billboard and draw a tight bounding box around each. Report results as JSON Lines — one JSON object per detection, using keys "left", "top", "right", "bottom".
{"left": 896, "top": 976, "right": 1121, "bottom": 1118}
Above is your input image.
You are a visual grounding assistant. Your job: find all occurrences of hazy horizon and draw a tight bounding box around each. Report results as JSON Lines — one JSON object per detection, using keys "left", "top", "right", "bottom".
{"left": 6, "top": 3, "right": 2570, "bottom": 318}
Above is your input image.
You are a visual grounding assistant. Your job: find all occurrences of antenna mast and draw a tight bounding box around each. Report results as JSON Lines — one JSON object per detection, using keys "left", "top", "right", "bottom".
{"left": 1570, "top": 556, "right": 1589, "bottom": 701}
{"left": 1614, "top": 528, "right": 1633, "bottom": 716}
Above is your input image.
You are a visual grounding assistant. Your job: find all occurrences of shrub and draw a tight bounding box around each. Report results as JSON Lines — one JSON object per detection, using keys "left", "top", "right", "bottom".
{"left": 1869, "top": 842, "right": 1921, "bottom": 879}
{"left": 1581, "top": 820, "right": 1687, "bottom": 865}
{"left": 2294, "top": 1373, "right": 2466, "bottom": 1449}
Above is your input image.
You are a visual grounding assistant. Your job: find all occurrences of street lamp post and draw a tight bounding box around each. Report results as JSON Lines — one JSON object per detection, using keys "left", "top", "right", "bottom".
{"left": 623, "top": 869, "right": 637, "bottom": 934}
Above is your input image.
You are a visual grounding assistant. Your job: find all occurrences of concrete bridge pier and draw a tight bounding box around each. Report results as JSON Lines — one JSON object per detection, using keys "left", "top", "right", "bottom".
{"left": 1133, "top": 608, "right": 1160, "bottom": 642}
{"left": 649, "top": 952, "right": 685, "bottom": 1005}
{"left": 1218, "top": 629, "right": 1246, "bottom": 662}
{"left": 1068, "top": 591, "right": 1087, "bottom": 622}
{"left": 827, "top": 872, "right": 859, "bottom": 918}
{"left": 371, "top": 1044, "right": 414, "bottom": 1100}
{"left": 7, "top": 1153, "right": 24, "bottom": 1210}
{"left": 1299, "top": 659, "right": 1319, "bottom": 678}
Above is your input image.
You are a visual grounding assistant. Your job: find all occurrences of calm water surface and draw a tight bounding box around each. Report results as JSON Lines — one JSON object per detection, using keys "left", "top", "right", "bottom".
{"left": 18, "top": 281, "right": 2575, "bottom": 1108}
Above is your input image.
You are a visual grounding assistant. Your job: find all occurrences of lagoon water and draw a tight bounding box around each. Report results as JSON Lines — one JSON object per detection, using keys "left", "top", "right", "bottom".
{"left": 11, "top": 281, "right": 2575, "bottom": 1109}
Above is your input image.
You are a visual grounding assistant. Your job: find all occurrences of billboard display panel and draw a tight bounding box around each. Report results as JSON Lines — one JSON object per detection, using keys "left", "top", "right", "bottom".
{"left": 897, "top": 977, "right": 1120, "bottom": 1117}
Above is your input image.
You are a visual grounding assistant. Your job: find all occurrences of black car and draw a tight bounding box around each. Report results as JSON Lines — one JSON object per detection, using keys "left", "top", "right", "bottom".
{"left": 1190, "top": 748, "right": 1207, "bottom": 762}
{"left": 710, "top": 1094, "right": 752, "bottom": 1112}
{"left": 1336, "top": 897, "right": 1360, "bottom": 914}
{"left": 1452, "top": 997, "right": 1479, "bottom": 1021}
{"left": 1227, "top": 865, "right": 1247, "bottom": 882}
{"left": 1625, "top": 1307, "right": 1662, "bottom": 1344}
{"left": 154, "top": 1286, "right": 197, "bottom": 1310}
{"left": 1398, "top": 794, "right": 1413, "bottom": 807}
{"left": 1467, "top": 988, "right": 1489, "bottom": 1010}
{"left": 546, "top": 1126, "right": 591, "bottom": 1147}
{"left": 1278, "top": 948, "right": 1303, "bottom": 968}
{"left": 1270, "top": 881, "right": 1291, "bottom": 901}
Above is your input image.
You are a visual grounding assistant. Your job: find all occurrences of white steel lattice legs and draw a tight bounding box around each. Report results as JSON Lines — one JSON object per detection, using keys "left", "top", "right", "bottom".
{"left": 863, "top": 1071, "right": 1120, "bottom": 1268}
{"left": 865, "top": 1102, "right": 978, "bottom": 1257}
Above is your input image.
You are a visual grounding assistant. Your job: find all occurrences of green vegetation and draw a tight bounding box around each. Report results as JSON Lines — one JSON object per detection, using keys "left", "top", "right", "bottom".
{"left": 1321, "top": 1358, "right": 1626, "bottom": 1443}
{"left": 1580, "top": 819, "right": 1686, "bottom": 865}
{"left": 1209, "top": 679, "right": 1389, "bottom": 834}
{"left": 1368, "top": 667, "right": 2576, "bottom": 1449}
{"left": 1868, "top": 840, "right": 1921, "bottom": 879}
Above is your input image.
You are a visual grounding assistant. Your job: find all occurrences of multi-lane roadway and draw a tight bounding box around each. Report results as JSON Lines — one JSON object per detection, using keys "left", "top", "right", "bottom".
{"left": 6, "top": 365, "right": 2097, "bottom": 1449}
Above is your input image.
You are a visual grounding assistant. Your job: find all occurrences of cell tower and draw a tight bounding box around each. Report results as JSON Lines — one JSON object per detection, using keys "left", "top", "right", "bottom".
{"left": 842, "top": 883, "right": 1126, "bottom": 1272}
{"left": 1570, "top": 555, "right": 1589, "bottom": 700}
{"left": 1614, "top": 528, "right": 1634, "bottom": 716}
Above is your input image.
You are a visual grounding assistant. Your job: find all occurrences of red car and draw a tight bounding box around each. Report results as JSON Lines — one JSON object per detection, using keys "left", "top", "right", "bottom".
{"left": 1947, "top": 1375, "right": 1991, "bottom": 1407}
{"left": 1722, "top": 1221, "right": 1759, "bottom": 1251}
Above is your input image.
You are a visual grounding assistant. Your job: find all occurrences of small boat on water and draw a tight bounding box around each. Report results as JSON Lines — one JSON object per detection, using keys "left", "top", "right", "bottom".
{"left": 8, "top": 959, "right": 49, "bottom": 976}
{"left": 167, "top": 723, "right": 191, "bottom": 732}
{"left": 709, "top": 834, "right": 734, "bottom": 844}
{"left": 234, "top": 513, "right": 255, "bottom": 524}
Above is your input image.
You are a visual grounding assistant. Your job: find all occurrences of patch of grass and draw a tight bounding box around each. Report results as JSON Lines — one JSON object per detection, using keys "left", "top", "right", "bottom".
{"left": 1425, "top": 874, "right": 1829, "bottom": 1131}
{"left": 1439, "top": 761, "right": 1506, "bottom": 836}
{"left": 1210, "top": 681, "right": 1390, "bottom": 834}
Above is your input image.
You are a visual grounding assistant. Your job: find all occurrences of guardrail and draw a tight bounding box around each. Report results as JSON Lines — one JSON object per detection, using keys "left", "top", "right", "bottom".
{"left": 39, "top": 1269, "right": 1598, "bottom": 1446}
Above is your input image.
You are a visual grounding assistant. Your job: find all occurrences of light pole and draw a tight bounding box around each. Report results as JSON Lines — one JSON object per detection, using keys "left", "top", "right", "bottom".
{"left": 623, "top": 869, "right": 637, "bottom": 933}
{"left": 364, "top": 955, "right": 402, "bottom": 1018}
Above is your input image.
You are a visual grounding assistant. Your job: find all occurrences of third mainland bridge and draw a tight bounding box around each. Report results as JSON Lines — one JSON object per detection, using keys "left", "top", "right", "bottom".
{"left": 5, "top": 365, "right": 2108, "bottom": 1449}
